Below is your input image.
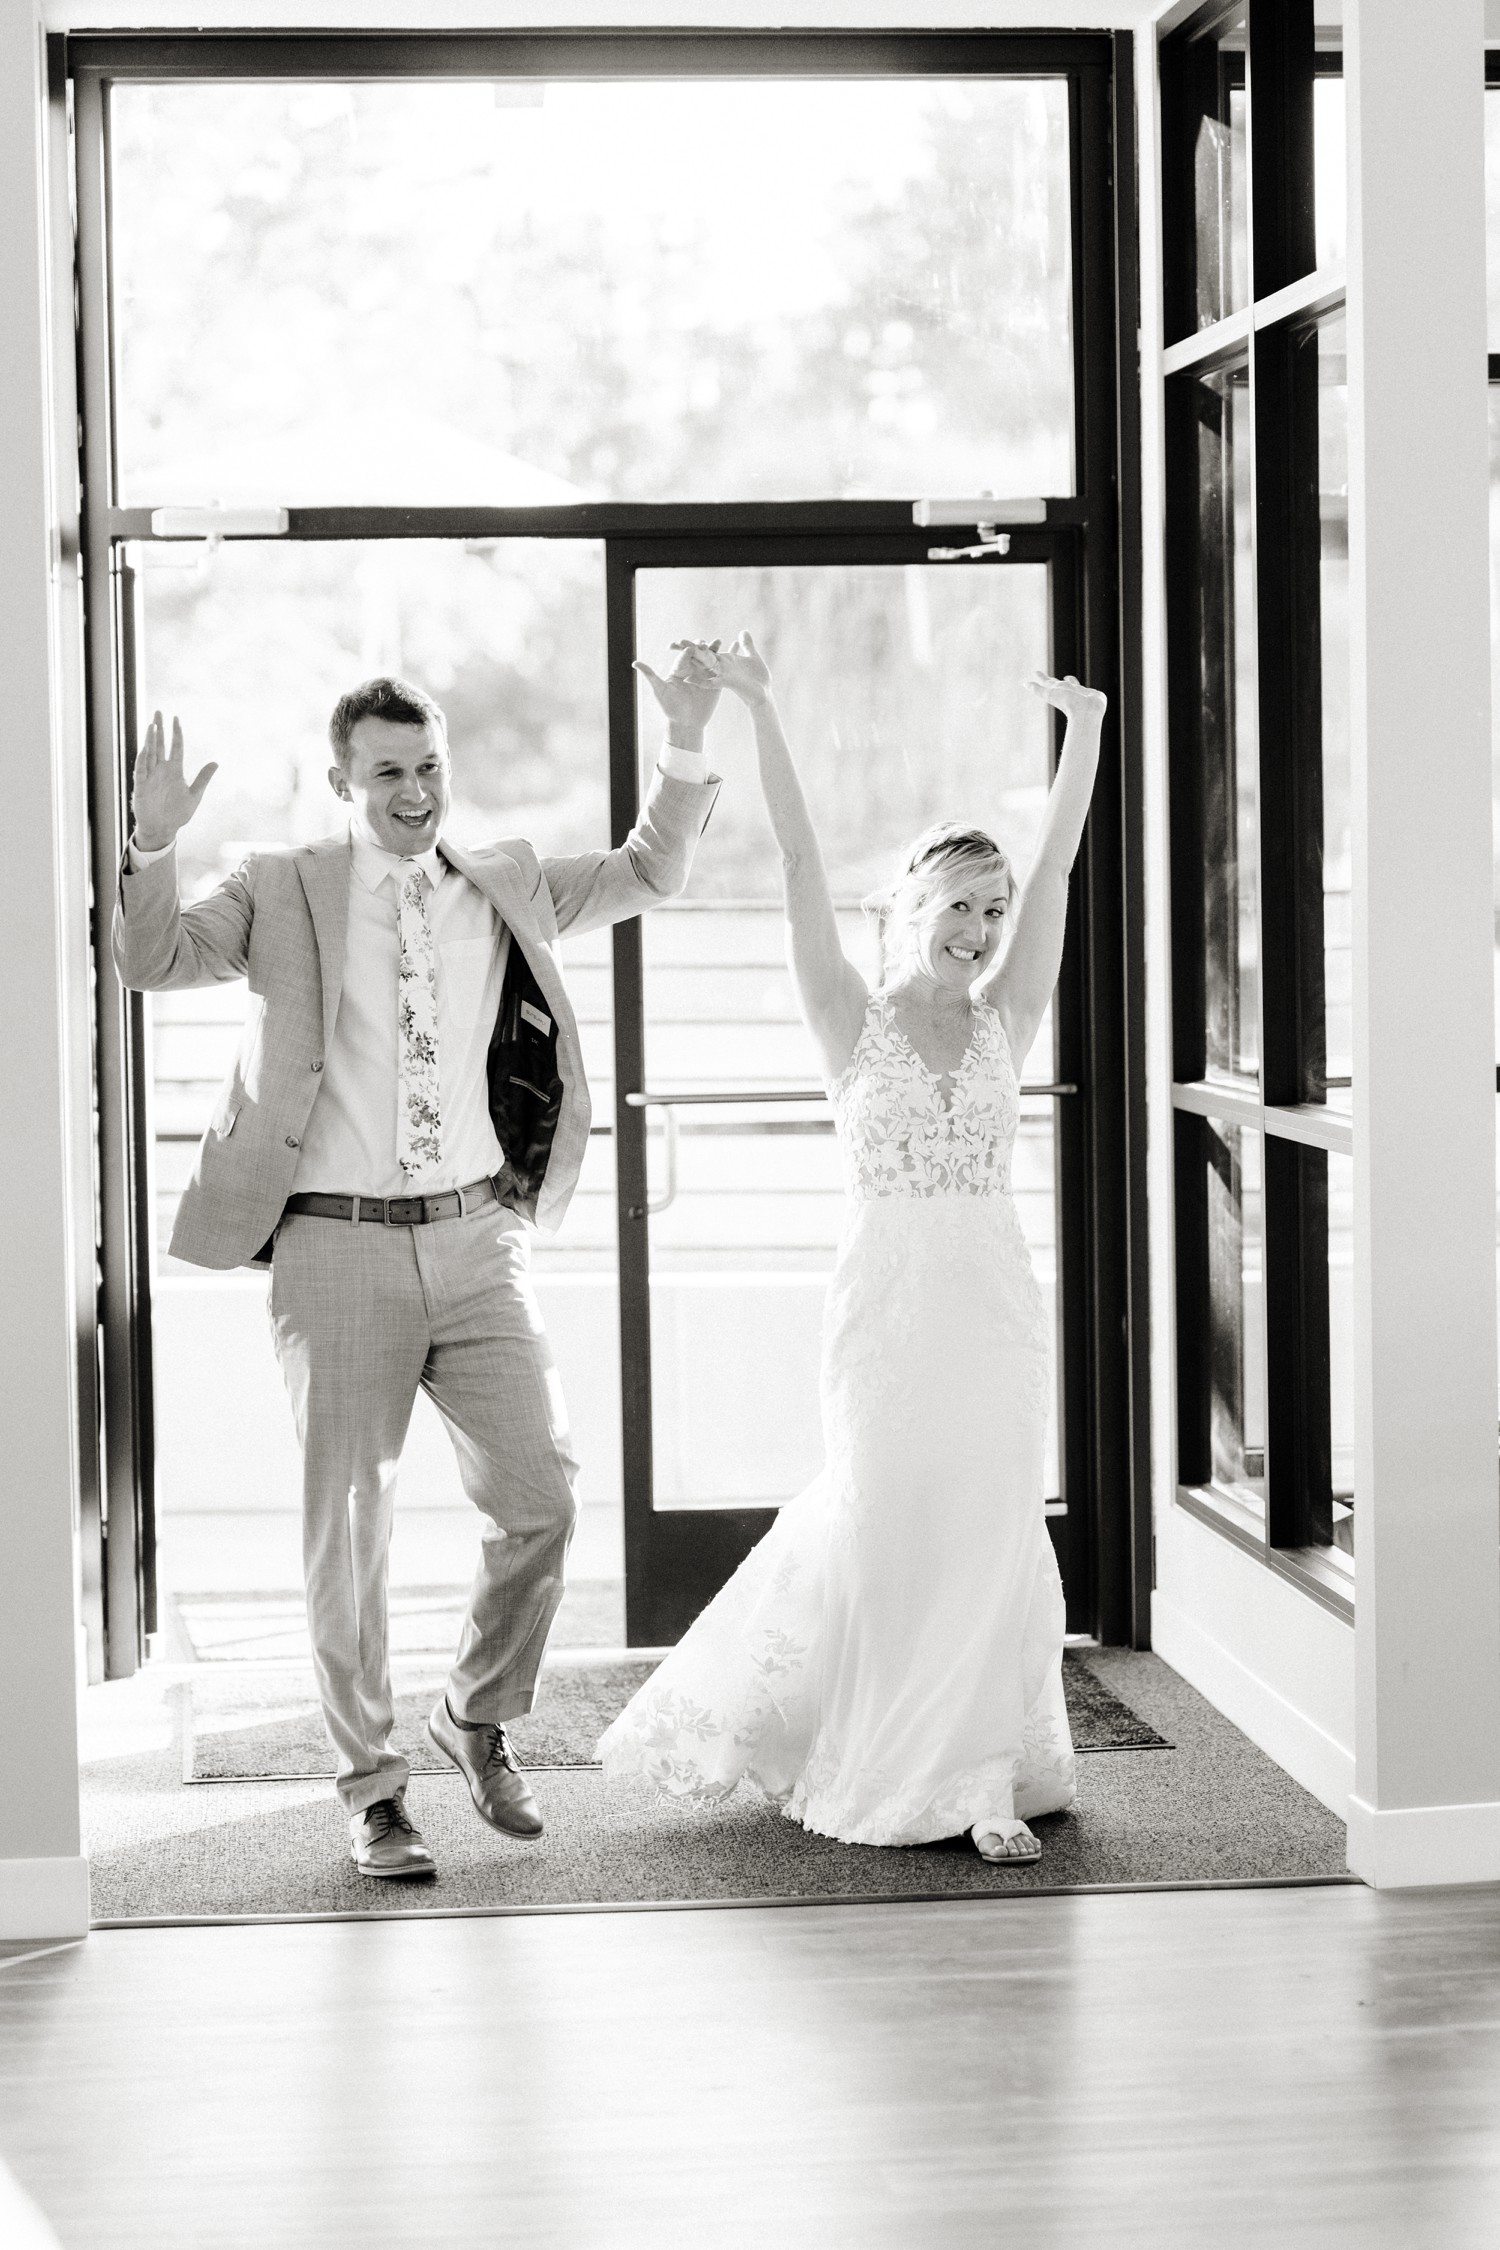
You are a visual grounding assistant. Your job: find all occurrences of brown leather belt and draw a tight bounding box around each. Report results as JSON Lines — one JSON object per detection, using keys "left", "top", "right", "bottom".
{"left": 282, "top": 1173, "right": 504, "bottom": 1227}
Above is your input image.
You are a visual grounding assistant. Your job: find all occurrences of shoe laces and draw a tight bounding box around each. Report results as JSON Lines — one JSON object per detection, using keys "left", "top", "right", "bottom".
{"left": 482, "top": 1725, "right": 519, "bottom": 1776}
{"left": 363, "top": 1797, "right": 415, "bottom": 1840}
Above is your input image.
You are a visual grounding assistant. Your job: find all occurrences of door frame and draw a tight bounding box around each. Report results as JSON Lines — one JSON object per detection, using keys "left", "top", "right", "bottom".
{"left": 62, "top": 24, "right": 1146, "bottom": 1675}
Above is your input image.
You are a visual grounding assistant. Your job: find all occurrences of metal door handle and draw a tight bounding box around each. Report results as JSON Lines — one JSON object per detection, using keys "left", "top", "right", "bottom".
{"left": 647, "top": 1106, "right": 679, "bottom": 1215}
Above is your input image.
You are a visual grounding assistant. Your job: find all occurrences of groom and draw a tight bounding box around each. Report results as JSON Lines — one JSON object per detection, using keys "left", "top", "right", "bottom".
{"left": 114, "top": 655, "right": 721, "bottom": 1879}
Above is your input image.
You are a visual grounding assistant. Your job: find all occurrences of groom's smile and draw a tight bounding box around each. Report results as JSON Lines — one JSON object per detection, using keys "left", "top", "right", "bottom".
{"left": 331, "top": 710, "right": 453, "bottom": 857}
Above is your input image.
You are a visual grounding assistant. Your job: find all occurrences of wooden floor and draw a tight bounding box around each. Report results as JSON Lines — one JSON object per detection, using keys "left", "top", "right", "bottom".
{"left": 2, "top": 1884, "right": 1499, "bottom": 2248}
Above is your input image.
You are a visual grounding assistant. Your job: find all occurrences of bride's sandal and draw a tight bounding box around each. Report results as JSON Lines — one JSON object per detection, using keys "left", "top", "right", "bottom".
{"left": 972, "top": 1819, "right": 1041, "bottom": 1866}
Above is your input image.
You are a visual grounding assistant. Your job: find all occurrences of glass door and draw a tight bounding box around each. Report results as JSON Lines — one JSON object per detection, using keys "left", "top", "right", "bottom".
{"left": 609, "top": 531, "right": 1088, "bottom": 1643}
{"left": 124, "top": 533, "right": 628, "bottom": 1665}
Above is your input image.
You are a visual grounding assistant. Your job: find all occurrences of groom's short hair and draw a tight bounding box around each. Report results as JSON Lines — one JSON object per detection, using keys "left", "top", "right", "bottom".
{"left": 328, "top": 675, "right": 446, "bottom": 765}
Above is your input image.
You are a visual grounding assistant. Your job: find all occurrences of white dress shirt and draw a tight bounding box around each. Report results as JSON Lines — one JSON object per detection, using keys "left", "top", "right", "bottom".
{"left": 132, "top": 741, "right": 708, "bottom": 1198}
{"left": 293, "top": 834, "right": 510, "bottom": 1196}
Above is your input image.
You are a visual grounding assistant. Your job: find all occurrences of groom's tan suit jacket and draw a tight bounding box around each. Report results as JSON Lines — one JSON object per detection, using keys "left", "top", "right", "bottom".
{"left": 112, "top": 769, "right": 718, "bottom": 1271}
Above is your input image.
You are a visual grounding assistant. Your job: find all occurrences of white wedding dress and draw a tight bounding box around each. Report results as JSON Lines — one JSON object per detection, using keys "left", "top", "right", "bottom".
{"left": 597, "top": 992, "right": 1077, "bottom": 1845}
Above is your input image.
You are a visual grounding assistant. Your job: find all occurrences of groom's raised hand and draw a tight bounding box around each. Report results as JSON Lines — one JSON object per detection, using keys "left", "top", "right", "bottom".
{"left": 633, "top": 641, "right": 724, "bottom": 749}
{"left": 131, "top": 710, "right": 218, "bottom": 853}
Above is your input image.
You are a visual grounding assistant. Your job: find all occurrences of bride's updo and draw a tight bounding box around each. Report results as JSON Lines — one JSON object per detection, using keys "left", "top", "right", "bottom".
{"left": 865, "top": 822, "right": 1015, "bottom": 986}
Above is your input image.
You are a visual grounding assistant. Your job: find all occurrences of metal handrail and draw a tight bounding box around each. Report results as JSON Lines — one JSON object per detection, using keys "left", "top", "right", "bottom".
{"left": 627, "top": 1083, "right": 1079, "bottom": 1106}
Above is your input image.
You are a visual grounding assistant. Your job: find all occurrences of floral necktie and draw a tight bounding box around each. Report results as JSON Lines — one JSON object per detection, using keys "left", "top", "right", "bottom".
{"left": 396, "top": 865, "right": 443, "bottom": 1182}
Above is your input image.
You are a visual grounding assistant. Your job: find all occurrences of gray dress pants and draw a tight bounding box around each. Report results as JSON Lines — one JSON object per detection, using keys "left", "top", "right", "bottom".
{"left": 269, "top": 1202, "right": 579, "bottom": 1813}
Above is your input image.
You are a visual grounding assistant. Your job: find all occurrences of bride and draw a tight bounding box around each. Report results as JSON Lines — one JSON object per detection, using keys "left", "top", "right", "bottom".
{"left": 599, "top": 632, "right": 1107, "bottom": 1864}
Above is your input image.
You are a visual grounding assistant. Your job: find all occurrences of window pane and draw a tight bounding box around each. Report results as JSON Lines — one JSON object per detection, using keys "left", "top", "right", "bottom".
{"left": 130, "top": 537, "right": 608, "bottom": 889}
{"left": 1163, "top": 7, "right": 1249, "bottom": 339}
{"left": 1489, "top": 389, "right": 1500, "bottom": 1054}
{"left": 1190, "top": 361, "right": 1261, "bottom": 1081}
{"left": 635, "top": 563, "right": 1054, "bottom": 915}
{"left": 1327, "top": 1148, "right": 1354, "bottom": 1554}
{"left": 110, "top": 77, "right": 1075, "bottom": 507}
{"left": 1487, "top": 88, "right": 1500, "bottom": 351}
{"left": 131, "top": 536, "right": 615, "bottom": 1272}
{"left": 1207, "top": 1119, "right": 1266, "bottom": 1501}
{"left": 1313, "top": 69, "right": 1346, "bottom": 269}
{"left": 1489, "top": 398, "right": 1500, "bottom": 1385}
{"left": 132, "top": 537, "right": 625, "bottom": 1635}
{"left": 1316, "top": 314, "right": 1351, "bottom": 1098}
{"left": 631, "top": 561, "right": 1062, "bottom": 1511}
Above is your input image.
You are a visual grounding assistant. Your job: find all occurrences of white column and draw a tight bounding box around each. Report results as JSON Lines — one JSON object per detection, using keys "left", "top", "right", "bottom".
{"left": 0, "top": 1, "right": 89, "bottom": 1939}
{"left": 1346, "top": 0, "right": 1500, "bottom": 1886}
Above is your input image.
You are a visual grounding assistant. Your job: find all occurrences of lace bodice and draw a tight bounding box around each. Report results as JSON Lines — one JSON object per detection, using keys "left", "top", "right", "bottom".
{"left": 827, "top": 993, "right": 1020, "bottom": 1201}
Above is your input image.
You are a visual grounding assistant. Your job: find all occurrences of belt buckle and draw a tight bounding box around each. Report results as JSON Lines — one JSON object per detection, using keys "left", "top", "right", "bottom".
{"left": 385, "top": 1194, "right": 418, "bottom": 1225}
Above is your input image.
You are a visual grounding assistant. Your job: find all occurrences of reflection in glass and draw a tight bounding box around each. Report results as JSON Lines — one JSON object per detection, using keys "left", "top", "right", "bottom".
{"left": 1192, "top": 362, "right": 1261, "bottom": 1080}
{"left": 632, "top": 562, "right": 1061, "bottom": 1511}
{"left": 1327, "top": 1149, "right": 1354, "bottom": 1553}
{"left": 110, "top": 77, "right": 1075, "bottom": 506}
{"left": 1207, "top": 1119, "right": 1266, "bottom": 1500}
{"left": 1316, "top": 315, "right": 1351, "bottom": 1097}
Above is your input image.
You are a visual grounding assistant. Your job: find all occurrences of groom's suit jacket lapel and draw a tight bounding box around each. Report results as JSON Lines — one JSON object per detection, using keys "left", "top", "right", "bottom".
{"left": 293, "top": 834, "right": 352, "bottom": 1048}
{"left": 439, "top": 837, "right": 575, "bottom": 1031}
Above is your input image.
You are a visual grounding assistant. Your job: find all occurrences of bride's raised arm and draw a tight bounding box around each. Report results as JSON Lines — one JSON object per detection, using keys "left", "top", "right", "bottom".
{"left": 709, "top": 632, "right": 869, "bottom": 1082}
{"left": 986, "top": 671, "right": 1107, "bottom": 1068}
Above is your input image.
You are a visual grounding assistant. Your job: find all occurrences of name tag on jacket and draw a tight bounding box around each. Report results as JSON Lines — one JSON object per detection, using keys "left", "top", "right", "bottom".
{"left": 520, "top": 999, "right": 552, "bottom": 1035}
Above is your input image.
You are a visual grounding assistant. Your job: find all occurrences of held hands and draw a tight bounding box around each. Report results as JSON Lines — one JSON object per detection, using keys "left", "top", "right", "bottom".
{"left": 131, "top": 710, "right": 218, "bottom": 852}
{"left": 632, "top": 641, "right": 724, "bottom": 746}
{"left": 1026, "top": 672, "right": 1107, "bottom": 729}
{"left": 633, "top": 630, "right": 775, "bottom": 743}
{"left": 704, "top": 629, "right": 773, "bottom": 707}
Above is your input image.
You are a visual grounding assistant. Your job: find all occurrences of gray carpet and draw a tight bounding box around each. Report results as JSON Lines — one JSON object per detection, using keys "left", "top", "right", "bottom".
{"left": 83, "top": 1651, "right": 1349, "bottom": 1923}
{"left": 183, "top": 1648, "right": 1171, "bottom": 1782}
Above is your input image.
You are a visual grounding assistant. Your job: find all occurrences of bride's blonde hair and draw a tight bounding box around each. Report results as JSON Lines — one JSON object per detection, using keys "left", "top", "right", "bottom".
{"left": 864, "top": 823, "right": 1015, "bottom": 987}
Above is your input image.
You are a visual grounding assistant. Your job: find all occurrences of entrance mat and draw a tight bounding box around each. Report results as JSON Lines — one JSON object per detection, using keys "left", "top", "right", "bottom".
{"left": 182, "top": 1650, "right": 1170, "bottom": 1784}
{"left": 83, "top": 1652, "right": 1347, "bottom": 1922}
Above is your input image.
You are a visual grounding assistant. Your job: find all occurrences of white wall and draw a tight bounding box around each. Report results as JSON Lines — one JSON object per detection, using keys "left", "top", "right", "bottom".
{"left": 1344, "top": 0, "right": 1500, "bottom": 1888}
{"left": 0, "top": 0, "right": 91, "bottom": 1941}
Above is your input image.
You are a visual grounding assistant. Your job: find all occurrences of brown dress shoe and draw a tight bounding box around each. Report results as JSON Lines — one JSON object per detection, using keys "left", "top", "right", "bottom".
{"left": 428, "top": 1698, "right": 544, "bottom": 1837}
{"left": 349, "top": 1796, "right": 437, "bottom": 1880}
